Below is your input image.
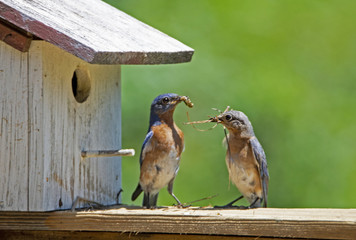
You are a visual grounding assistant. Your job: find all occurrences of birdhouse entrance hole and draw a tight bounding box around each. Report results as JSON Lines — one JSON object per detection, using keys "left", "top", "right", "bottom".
{"left": 72, "top": 67, "right": 91, "bottom": 103}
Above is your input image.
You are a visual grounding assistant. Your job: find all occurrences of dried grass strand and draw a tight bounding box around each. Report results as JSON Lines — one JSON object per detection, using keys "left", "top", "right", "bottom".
{"left": 184, "top": 194, "right": 219, "bottom": 205}
{"left": 184, "top": 112, "right": 218, "bottom": 131}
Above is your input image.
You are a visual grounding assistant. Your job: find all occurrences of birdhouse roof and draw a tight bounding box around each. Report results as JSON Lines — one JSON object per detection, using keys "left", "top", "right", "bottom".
{"left": 0, "top": 0, "right": 194, "bottom": 64}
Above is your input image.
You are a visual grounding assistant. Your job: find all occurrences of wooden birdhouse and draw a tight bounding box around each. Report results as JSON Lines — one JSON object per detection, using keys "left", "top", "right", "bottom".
{"left": 0, "top": 0, "right": 193, "bottom": 211}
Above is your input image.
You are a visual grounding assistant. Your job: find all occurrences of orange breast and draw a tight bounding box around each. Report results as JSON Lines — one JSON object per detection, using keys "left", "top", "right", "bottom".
{"left": 139, "top": 122, "right": 184, "bottom": 191}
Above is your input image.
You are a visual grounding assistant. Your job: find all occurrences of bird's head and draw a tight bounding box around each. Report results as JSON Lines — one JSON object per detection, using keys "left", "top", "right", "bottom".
{"left": 151, "top": 93, "right": 185, "bottom": 116}
{"left": 211, "top": 110, "right": 254, "bottom": 136}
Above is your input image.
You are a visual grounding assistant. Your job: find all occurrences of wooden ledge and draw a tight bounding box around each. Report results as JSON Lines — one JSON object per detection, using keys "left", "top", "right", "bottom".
{"left": 1, "top": 207, "right": 356, "bottom": 239}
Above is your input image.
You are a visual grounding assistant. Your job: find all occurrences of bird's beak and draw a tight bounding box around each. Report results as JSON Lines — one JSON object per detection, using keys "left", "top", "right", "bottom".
{"left": 209, "top": 106, "right": 229, "bottom": 123}
{"left": 209, "top": 115, "right": 221, "bottom": 123}
{"left": 210, "top": 116, "right": 218, "bottom": 122}
{"left": 167, "top": 96, "right": 180, "bottom": 106}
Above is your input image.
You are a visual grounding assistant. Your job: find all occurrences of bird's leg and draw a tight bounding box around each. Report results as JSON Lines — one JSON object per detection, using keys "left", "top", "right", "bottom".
{"left": 171, "top": 192, "right": 182, "bottom": 206}
{"left": 143, "top": 192, "right": 159, "bottom": 209}
{"left": 214, "top": 195, "right": 245, "bottom": 209}
{"left": 168, "top": 179, "right": 190, "bottom": 208}
{"left": 247, "top": 197, "right": 261, "bottom": 209}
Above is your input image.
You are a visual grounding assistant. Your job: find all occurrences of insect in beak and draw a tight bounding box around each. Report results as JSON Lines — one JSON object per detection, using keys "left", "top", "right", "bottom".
{"left": 180, "top": 96, "right": 194, "bottom": 108}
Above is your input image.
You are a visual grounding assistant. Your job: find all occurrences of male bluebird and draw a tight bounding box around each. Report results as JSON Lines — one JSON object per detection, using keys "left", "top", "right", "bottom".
{"left": 131, "top": 93, "right": 192, "bottom": 208}
{"left": 212, "top": 110, "right": 269, "bottom": 208}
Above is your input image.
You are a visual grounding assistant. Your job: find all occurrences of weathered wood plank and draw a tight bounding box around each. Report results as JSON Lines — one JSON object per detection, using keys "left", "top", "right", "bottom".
{"left": 0, "top": 208, "right": 355, "bottom": 239}
{"left": 0, "top": 41, "right": 29, "bottom": 211}
{"left": 28, "top": 41, "right": 45, "bottom": 211}
{"left": 35, "top": 40, "right": 122, "bottom": 210}
{"left": 0, "top": 0, "right": 194, "bottom": 64}
{"left": 0, "top": 231, "right": 284, "bottom": 240}
{"left": 1, "top": 38, "right": 123, "bottom": 212}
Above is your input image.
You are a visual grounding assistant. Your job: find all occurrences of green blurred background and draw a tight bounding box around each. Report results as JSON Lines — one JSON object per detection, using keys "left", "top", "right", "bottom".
{"left": 104, "top": 0, "right": 356, "bottom": 208}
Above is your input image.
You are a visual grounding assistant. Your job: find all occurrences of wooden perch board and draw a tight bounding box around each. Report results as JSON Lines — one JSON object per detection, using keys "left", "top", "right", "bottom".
{"left": 1, "top": 207, "right": 355, "bottom": 239}
{"left": 0, "top": 0, "right": 193, "bottom": 64}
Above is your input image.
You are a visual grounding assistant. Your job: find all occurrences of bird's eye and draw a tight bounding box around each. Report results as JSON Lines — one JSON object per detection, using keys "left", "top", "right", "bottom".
{"left": 162, "top": 97, "right": 169, "bottom": 104}
{"left": 225, "top": 114, "right": 232, "bottom": 121}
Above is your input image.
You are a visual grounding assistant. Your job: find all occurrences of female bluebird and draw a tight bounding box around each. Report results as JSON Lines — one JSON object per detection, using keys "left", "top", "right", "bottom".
{"left": 212, "top": 110, "right": 269, "bottom": 208}
{"left": 131, "top": 93, "right": 192, "bottom": 208}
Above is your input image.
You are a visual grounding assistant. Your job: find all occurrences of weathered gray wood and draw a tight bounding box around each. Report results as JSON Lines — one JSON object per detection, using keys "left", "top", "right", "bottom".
{"left": 1, "top": 40, "right": 123, "bottom": 211}
{"left": 0, "top": 0, "right": 194, "bottom": 64}
{"left": 28, "top": 41, "right": 45, "bottom": 211}
{"left": 0, "top": 41, "right": 29, "bottom": 211}
{"left": 34, "top": 40, "right": 122, "bottom": 210}
{"left": 0, "top": 231, "right": 279, "bottom": 240}
{"left": 0, "top": 208, "right": 355, "bottom": 239}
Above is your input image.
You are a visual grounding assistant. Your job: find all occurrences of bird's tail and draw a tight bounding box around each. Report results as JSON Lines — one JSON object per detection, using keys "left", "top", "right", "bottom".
{"left": 263, "top": 194, "right": 268, "bottom": 208}
{"left": 143, "top": 192, "right": 159, "bottom": 208}
{"left": 262, "top": 174, "right": 268, "bottom": 208}
{"left": 131, "top": 183, "right": 143, "bottom": 201}
{"left": 262, "top": 183, "right": 268, "bottom": 207}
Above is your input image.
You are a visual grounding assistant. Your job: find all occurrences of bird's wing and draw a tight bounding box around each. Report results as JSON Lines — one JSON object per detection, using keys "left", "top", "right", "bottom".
{"left": 140, "top": 130, "right": 154, "bottom": 167}
{"left": 249, "top": 137, "right": 269, "bottom": 207}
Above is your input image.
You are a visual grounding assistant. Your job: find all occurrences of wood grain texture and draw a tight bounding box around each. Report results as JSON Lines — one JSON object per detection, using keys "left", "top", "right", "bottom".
{"left": 0, "top": 41, "right": 29, "bottom": 211}
{"left": 0, "top": 231, "right": 290, "bottom": 240}
{"left": 28, "top": 41, "right": 44, "bottom": 211}
{"left": 35, "top": 40, "right": 122, "bottom": 210}
{"left": 0, "top": 207, "right": 355, "bottom": 239}
{"left": 1, "top": 40, "right": 122, "bottom": 211}
{"left": 0, "top": 0, "right": 194, "bottom": 64}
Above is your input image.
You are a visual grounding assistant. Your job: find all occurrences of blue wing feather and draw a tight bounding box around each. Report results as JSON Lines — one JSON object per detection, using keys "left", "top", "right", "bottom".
{"left": 140, "top": 130, "right": 153, "bottom": 167}
{"left": 250, "top": 137, "right": 269, "bottom": 207}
